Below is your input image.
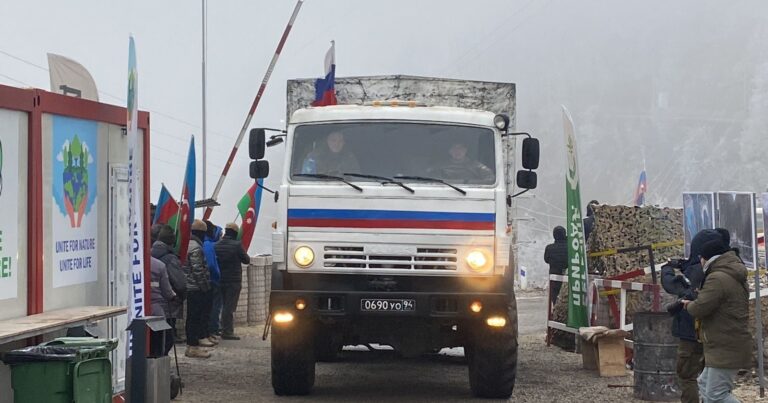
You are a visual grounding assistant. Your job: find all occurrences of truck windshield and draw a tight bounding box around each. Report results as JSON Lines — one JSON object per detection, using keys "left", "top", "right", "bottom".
{"left": 290, "top": 122, "right": 496, "bottom": 185}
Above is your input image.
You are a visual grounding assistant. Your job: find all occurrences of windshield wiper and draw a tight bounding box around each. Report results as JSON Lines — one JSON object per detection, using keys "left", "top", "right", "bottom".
{"left": 293, "top": 173, "right": 363, "bottom": 192}
{"left": 343, "top": 173, "right": 415, "bottom": 194}
{"left": 393, "top": 175, "right": 466, "bottom": 195}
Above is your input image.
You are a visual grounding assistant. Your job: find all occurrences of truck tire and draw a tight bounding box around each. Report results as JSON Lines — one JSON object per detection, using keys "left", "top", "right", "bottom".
{"left": 467, "top": 308, "right": 518, "bottom": 398}
{"left": 271, "top": 324, "right": 315, "bottom": 395}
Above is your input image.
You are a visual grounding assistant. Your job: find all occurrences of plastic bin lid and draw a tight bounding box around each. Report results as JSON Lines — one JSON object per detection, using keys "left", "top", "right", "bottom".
{"left": 43, "top": 337, "right": 118, "bottom": 352}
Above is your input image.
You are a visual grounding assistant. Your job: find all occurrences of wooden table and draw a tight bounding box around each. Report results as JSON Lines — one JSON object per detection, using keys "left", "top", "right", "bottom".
{"left": 0, "top": 306, "right": 127, "bottom": 345}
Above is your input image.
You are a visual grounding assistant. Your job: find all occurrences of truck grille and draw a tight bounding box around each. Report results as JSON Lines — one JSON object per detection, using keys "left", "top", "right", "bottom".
{"left": 323, "top": 246, "right": 458, "bottom": 270}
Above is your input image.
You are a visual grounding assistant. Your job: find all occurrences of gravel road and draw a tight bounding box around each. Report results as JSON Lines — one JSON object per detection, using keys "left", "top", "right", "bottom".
{"left": 171, "top": 290, "right": 759, "bottom": 402}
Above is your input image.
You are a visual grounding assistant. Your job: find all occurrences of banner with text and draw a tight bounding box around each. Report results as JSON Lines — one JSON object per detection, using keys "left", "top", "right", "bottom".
{"left": 562, "top": 106, "right": 589, "bottom": 328}
{"left": 127, "top": 36, "right": 145, "bottom": 322}
{"left": 0, "top": 110, "right": 20, "bottom": 299}
{"left": 51, "top": 115, "right": 99, "bottom": 288}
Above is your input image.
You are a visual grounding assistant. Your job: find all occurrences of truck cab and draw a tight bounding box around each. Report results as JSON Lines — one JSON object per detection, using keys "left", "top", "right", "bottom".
{"left": 255, "top": 77, "right": 538, "bottom": 399}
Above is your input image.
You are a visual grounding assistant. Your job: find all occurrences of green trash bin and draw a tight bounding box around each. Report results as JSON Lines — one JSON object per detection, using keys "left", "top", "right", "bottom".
{"left": 2, "top": 339, "right": 117, "bottom": 403}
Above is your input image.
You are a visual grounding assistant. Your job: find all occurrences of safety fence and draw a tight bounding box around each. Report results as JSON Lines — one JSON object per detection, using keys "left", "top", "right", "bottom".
{"left": 545, "top": 241, "right": 685, "bottom": 344}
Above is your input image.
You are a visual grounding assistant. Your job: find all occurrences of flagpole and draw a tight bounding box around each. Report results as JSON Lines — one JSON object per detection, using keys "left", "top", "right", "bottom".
{"left": 203, "top": 0, "right": 305, "bottom": 220}
{"left": 201, "top": 0, "right": 208, "bottom": 198}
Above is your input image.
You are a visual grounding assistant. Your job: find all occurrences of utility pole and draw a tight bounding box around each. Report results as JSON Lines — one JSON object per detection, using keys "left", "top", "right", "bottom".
{"left": 201, "top": 0, "right": 208, "bottom": 197}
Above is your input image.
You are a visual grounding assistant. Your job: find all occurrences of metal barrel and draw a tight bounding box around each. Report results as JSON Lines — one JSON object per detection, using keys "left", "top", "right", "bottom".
{"left": 633, "top": 312, "right": 681, "bottom": 401}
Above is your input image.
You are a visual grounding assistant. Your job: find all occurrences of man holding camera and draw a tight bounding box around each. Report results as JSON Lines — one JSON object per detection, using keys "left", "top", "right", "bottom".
{"left": 661, "top": 229, "right": 726, "bottom": 403}
{"left": 682, "top": 231, "right": 751, "bottom": 403}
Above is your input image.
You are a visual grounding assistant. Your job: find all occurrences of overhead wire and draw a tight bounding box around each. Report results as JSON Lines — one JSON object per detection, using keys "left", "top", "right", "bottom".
{"left": 0, "top": 48, "right": 236, "bottom": 149}
{"left": 445, "top": 0, "right": 553, "bottom": 77}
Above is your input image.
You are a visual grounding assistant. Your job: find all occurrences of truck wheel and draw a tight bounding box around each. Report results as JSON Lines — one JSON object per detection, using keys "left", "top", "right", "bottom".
{"left": 271, "top": 324, "right": 315, "bottom": 395}
{"left": 467, "top": 314, "right": 518, "bottom": 398}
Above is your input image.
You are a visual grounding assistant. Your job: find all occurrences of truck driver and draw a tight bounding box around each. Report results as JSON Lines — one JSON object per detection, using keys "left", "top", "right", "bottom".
{"left": 301, "top": 131, "right": 360, "bottom": 176}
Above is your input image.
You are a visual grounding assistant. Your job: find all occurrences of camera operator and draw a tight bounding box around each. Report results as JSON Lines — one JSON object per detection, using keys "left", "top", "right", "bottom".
{"left": 683, "top": 230, "right": 750, "bottom": 403}
{"left": 661, "top": 229, "right": 727, "bottom": 403}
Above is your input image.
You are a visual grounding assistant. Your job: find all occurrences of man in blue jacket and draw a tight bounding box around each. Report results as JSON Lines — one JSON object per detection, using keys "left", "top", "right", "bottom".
{"left": 661, "top": 228, "right": 729, "bottom": 403}
{"left": 202, "top": 220, "right": 223, "bottom": 341}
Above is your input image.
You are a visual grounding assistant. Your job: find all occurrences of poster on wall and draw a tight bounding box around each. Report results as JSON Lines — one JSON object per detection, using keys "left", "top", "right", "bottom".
{"left": 0, "top": 110, "right": 20, "bottom": 300}
{"left": 51, "top": 115, "right": 99, "bottom": 288}
{"left": 716, "top": 192, "right": 756, "bottom": 268}
{"left": 762, "top": 193, "right": 768, "bottom": 267}
{"left": 683, "top": 192, "right": 716, "bottom": 258}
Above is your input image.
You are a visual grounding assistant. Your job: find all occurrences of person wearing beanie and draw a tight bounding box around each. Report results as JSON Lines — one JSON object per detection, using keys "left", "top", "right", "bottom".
{"left": 214, "top": 222, "right": 251, "bottom": 340}
{"left": 544, "top": 226, "right": 568, "bottom": 307}
{"left": 183, "top": 219, "right": 214, "bottom": 358}
{"left": 151, "top": 224, "right": 187, "bottom": 344}
{"left": 683, "top": 230, "right": 750, "bottom": 402}
{"left": 661, "top": 228, "right": 727, "bottom": 403}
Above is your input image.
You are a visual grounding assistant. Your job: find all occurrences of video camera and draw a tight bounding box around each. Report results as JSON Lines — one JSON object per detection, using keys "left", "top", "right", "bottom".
{"left": 663, "top": 257, "right": 696, "bottom": 315}
{"left": 665, "top": 258, "right": 686, "bottom": 269}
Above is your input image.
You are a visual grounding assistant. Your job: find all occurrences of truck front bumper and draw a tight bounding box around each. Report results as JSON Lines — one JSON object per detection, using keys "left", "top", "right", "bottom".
{"left": 270, "top": 290, "right": 510, "bottom": 319}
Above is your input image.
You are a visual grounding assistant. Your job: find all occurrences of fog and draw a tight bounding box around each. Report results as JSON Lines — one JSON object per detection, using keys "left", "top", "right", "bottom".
{"left": 2, "top": 1, "right": 767, "bottom": 281}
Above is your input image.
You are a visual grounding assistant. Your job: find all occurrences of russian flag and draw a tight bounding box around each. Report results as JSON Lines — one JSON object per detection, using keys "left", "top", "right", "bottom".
{"left": 634, "top": 170, "right": 647, "bottom": 206}
{"left": 312, "top": 41, "right": 337, "bottom": 107}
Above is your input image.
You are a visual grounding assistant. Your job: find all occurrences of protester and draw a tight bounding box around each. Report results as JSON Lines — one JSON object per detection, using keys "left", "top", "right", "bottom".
{"left": 543, "top": 226, "right": 567, "bottom": 307}
{"left": 149, "top": 256, "right": 176, "bottom": 356}
{"left": 151, "top": 224, "right": 187, "bottom": 344}
{"left": 683, "top": 231, "right": 751, "bottom": 403}
{"left": 203, "top": 220, "right": 223, "bottom": 340}
{"left": 215, "top": 223, "right": 251, "bottom": 340}
{"left": 184, "top": 219, "right": 214, "bottom": 358}
{"left": 661, "top": 229, "right": 725, "bottom": 403}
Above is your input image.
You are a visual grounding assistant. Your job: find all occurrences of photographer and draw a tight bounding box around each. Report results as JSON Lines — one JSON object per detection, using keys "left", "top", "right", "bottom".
{"left": 661, "top": 229, "right": 726, "bottom": 403}
{"left": 683, "top": 231, "right": 750, "bottom": 403}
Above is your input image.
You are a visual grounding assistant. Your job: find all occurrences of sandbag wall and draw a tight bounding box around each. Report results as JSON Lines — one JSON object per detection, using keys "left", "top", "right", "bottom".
{"left": 551, "top": 205, "right": 683, "bottom": 350}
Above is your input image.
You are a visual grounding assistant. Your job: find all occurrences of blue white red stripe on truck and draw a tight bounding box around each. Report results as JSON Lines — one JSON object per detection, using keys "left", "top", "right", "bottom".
{"left": 287, "top": 208, "right": 495, "bottom": 230}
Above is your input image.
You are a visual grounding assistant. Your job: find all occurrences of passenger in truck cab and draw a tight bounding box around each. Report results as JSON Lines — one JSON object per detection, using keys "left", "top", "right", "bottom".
{"left": 430, "top": 142, "right": 493, "bottom": 183}
{"left": 301, "top": 131, "right": 360, "bottom": 176}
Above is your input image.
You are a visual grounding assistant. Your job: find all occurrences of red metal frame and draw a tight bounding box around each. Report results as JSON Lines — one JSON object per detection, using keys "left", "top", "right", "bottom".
{"left": 0, "top": 84, "right": 151, "bottom": 316}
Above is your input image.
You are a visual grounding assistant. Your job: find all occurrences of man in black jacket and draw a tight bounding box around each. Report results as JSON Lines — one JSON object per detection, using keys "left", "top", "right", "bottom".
{"left": 544, "top": 226, "right": 568, "bottom": 307}
{"left": 661, "top": 228, "right": 728, "bottom": 403}
{"left": 214, "top": 223, "right": 251, "bottom": 340}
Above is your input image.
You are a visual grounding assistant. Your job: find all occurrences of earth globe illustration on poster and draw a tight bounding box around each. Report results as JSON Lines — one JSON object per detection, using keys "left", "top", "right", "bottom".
{"left": 57, "top": 135, "right": 93, "bottom": 228}
{"left": 0, "top": 138, "right": 3, "bottom": 196}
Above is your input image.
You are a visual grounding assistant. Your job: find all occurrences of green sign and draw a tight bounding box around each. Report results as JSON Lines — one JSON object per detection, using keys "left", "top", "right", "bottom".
{"left": 562, "top": 106, "right": 589, "bottom": 328}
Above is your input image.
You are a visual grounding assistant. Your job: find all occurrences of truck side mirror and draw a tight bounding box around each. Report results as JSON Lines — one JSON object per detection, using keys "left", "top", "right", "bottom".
{"left": 249, "top": 128, "right": 266, "bottom": 160}
{"left": 250, "top": 160, "right": 270, "bottom": 179}
{"left": 521, "top": 138, "right": 539, "bottom": 170}
{"left": 516, "top": 170, "right": 537, "bottom": 190}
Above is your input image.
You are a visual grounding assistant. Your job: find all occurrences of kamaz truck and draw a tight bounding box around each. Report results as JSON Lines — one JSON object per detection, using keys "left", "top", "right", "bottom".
{"left": 250, "top": 76, "right": 539, "bottom": 398}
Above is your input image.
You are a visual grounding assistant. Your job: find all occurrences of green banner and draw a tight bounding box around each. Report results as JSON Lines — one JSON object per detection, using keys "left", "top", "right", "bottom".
{"left": 562, "top": 106, "right": 589, "bottom": 328}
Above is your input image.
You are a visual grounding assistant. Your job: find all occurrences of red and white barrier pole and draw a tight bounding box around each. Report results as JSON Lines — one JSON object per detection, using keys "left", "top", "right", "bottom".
{"left": 203, "top": 0, "right": 304, "bottom": 219}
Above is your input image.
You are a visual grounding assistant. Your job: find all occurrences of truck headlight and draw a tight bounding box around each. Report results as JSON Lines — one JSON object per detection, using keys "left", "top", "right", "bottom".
{"left": 466, "top": 250, "right": 491, "bottom": 272}
{"left": 293, "top": 246, "right": 315, "bottom": 267}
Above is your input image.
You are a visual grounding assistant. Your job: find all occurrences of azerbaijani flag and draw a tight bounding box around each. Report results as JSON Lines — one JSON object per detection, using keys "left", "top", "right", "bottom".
{"left": 634, "top": 170, "right": 647, "bottom": 207}
{"left": 311, "top": 41, "right": 337, "bottom": 107}
{"left": 176, "top": 137, "right": 196, "bottom": 263}
{"left": 237, "top": 179, "right": 264, "bottom": 251}
{"left": 153, "top": 184, "right": 179, "bottom": 227}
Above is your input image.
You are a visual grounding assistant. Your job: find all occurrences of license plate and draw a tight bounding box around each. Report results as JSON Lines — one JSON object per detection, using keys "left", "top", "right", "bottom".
{"left": 360, "top": 298, "right": 415, "bottom": 312}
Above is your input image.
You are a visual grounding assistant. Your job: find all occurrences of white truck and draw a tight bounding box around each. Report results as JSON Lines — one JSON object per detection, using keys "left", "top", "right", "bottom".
{"left": 248, "top": 75, "right": 539, "bottom": 398}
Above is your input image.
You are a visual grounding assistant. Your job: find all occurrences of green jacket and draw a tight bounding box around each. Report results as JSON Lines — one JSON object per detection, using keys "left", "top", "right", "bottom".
{"left": 686, "top": 251, "right": 751, "bottom": 369}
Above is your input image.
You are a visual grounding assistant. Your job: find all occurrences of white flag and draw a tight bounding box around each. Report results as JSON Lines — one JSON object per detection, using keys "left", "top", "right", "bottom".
{"left": 47, "top": 53, "right": 99, "bottom": 101}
